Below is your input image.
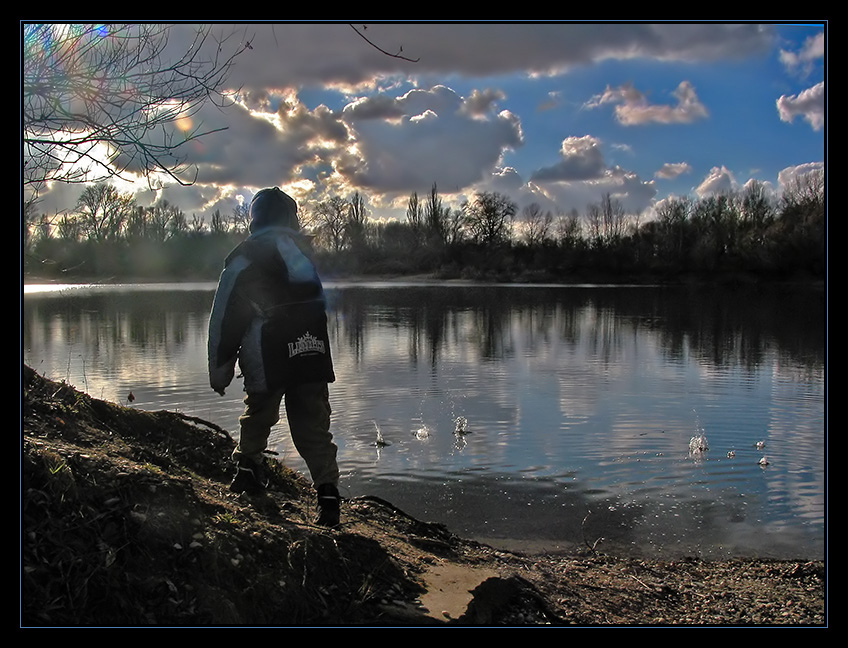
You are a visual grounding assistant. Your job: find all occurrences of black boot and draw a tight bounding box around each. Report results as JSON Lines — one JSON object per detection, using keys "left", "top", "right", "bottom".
{"left": 316, "top": 483, "right": 341, "bottom": 527}
{"left": 229, "top": 457, "right": 268, "bottom": 495}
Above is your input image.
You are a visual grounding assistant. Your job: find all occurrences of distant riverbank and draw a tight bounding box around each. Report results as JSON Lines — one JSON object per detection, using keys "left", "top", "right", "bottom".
{"left": 22, "top": 268, "right": 825, "bottom": 290}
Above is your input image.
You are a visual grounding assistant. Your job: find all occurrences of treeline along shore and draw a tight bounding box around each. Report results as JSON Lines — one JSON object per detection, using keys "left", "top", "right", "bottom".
{"left": 24, "top": 174, "right": 824, "bottom": 286}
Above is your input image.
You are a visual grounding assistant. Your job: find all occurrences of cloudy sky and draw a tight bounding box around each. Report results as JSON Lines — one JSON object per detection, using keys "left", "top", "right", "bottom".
{"left": 34, "top": 22, "right": 827, "bottom": 224}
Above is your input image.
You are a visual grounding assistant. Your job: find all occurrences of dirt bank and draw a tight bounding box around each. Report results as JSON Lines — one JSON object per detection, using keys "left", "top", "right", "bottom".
{"left": 21, "top": 365, "right": 826, "bottom": 626}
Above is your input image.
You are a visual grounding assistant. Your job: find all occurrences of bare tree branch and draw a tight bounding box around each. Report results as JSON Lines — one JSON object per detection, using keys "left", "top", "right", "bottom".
{"left": 349, "top": 24, "right": 420, "bottom": 62}
{"left": 23, "top": 23, "right": 249, "bottom": 200}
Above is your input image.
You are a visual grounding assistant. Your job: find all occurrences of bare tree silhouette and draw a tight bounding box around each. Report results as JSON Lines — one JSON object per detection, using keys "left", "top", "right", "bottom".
{"left": 23, "top": 24, "right": 249, "bottom": 202}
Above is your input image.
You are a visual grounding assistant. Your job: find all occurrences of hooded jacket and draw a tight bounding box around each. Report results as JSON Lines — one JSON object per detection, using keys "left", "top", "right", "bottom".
{"left": 208, "top": 226, "right": 335, "bottom": 395}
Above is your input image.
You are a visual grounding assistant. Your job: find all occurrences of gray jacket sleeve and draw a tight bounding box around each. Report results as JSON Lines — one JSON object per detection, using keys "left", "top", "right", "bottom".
{"left": 207, "top": 254, "right": 252, "bottom": 394}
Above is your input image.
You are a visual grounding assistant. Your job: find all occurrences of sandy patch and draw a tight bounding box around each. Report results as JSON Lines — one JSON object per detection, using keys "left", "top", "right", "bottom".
{"left": 419, "top": 562, "right": 500, "bottom": 621}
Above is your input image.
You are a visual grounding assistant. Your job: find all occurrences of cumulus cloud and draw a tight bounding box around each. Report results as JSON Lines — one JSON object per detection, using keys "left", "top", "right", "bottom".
{"left": 534, "top": 167, "right": 657, "bottom": 217}
{"left": 774, "top": 30, "right": 824, "bottom": 132}
{"left": 189, "top": 98, "right": 347, "bottom": 189}
{"left": 777, "top": 161, "right": 825, "bottom": 192}
{"left": 194, "top": 81, "right": 533, "bottom": 209}
{"left": 741, "top": 176, "right": 777, "bottom": 201}
{"left": 470, "top": 166, "right": 529, "bottom": 208}
{"left": 527, "top": 136, "right": 656, "bottom": 215}
{"left": 336, "top": 85, "right": 524, "bottom": 194}
{"left": 777, "top": 81, "right": 825, "bottom": 131}
{"left": 695, "top": 166, "right": 739, "bottom": 198}
{"left": 780, "top": 31, "right": 824, "bottom": 78}
{"left": 462, "top": 88, "right": 507, "bottom": 117}
{"left": 586, "top": 80, "right": 709, "bottom": 125}
{"left": 530, "top": 136, "right": 607, "bottom": 182}
{"left": 655, "top": 162, "right": 693, "bottom": 180}
{"left": 693, "top": 164, "right": 820, "bottom": 206}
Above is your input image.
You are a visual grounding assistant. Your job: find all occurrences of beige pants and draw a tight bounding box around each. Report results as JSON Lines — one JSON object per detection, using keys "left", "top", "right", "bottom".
{"left": 233, "top": 382, "right": 338, "bottom": 487}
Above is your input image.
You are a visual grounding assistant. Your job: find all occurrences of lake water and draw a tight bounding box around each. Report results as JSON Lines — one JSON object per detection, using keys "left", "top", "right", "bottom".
{"left": 22, "top": 281, "right": 826, "bottom": 560}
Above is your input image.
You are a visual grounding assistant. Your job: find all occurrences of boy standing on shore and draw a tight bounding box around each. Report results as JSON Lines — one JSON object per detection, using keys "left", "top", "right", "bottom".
{"left": 207, "top": 187, "right": 341, "bottom": 526}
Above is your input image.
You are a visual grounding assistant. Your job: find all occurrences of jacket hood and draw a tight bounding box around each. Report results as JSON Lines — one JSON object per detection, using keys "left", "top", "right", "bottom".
{"left": 249, "top": 187, "right": 300, "bottom": 232}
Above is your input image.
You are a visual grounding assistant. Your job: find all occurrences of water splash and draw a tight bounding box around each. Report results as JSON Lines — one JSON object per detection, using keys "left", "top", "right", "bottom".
{"left": 373, "top": 421, "right": 391, "bottom": 447}
{"left": 689, "top": 433, "right": 709, "bottom": 457}
{"left": 688, "top": 407, "right": 709, "bottom": 460}
{"left": 454, "top": 416, "right": 468, "bottom": 434}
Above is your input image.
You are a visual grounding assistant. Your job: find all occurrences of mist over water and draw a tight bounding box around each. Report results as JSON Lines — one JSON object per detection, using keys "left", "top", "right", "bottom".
{"left": 23, "top": 281, "right": 825, "bottom": 559}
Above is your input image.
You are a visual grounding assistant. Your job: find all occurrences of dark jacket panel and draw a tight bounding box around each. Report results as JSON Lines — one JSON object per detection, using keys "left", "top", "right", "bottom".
{"left": 208, "top": 226, "right": 335, "bottom": 394}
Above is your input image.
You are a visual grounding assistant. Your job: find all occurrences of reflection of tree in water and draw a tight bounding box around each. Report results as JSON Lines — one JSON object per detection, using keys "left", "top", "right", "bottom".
{"left": 648, "top": 285, "right": 824, "bottom": 371}
{"left": 25, "top": 284, "right": 822, "bottom": 382}
{"left": 330, "top": 286, "right": 546, "bottom": 367}
{"left": 326, "top": 284, "right": 824, "bottom": 375}
{"left": 24, "top": 289, "right": 216, "bottom": 363}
